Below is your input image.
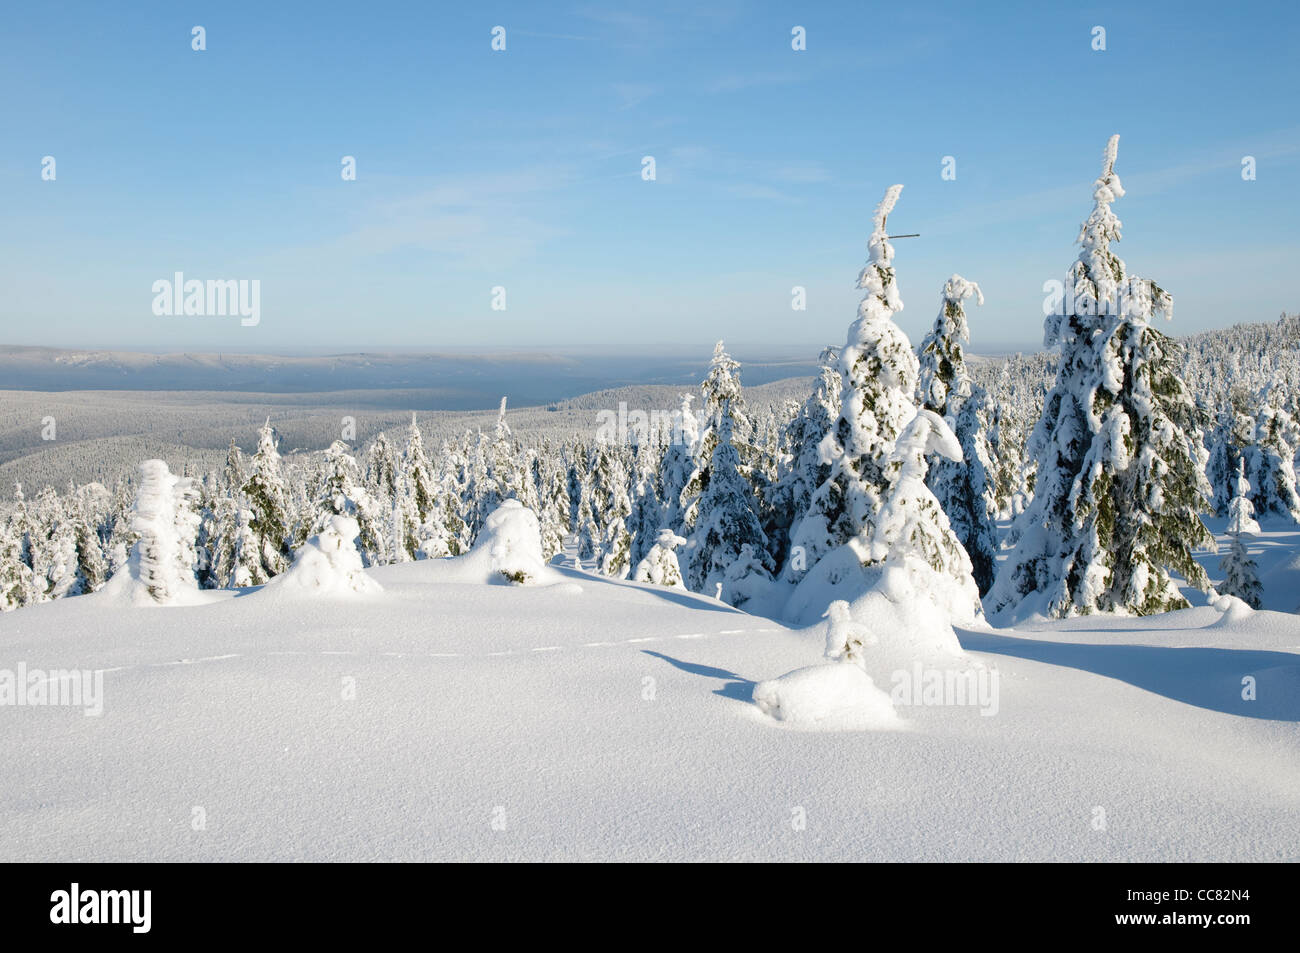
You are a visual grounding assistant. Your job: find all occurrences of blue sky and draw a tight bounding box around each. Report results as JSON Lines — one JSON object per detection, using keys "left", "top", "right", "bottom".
{"left": 1, "top": 0, "right": 1297, "bottom": 359}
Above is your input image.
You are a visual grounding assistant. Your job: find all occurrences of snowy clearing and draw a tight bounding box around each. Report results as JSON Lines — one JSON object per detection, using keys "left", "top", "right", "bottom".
{"left": 2, "top": 550, "right": 1295, "bottom": 862}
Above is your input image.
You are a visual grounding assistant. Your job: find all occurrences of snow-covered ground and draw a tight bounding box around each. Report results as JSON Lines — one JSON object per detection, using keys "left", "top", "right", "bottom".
{"left": 2, "top": 520, "right": 1297, "bottom": 862}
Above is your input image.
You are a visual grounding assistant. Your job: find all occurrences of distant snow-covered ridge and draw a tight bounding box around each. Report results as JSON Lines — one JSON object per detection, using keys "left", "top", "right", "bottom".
{"left": 0, "top": 345, "right": 820, "bottom": 398}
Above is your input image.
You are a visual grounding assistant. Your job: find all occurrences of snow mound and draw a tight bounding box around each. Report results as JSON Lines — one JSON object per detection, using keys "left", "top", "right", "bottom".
{"left": 787, "top": 551, "right": 966, "bottom": 669}
{"left": 783, "top": 545, "right": 874, "bottom": 623}
{"left": 854, "top": 563, "right": 968, "bottom": 665}
{"left": 426, "top": 500, "right": 557, "bottom": 587}
{"left": 98, "top": 549, "right": 215, "bottom": 608}
{"left": 753, "top": 662, "right": 902, "bottom": 731}
{"left": 264, "top": 516, "right": 381, "bottom": 598}
{"left": 1208, "top": 591, "right": 1254, "bottom": 626}
{"left": 480, "top": 500, "right": 547, "bottom": 584}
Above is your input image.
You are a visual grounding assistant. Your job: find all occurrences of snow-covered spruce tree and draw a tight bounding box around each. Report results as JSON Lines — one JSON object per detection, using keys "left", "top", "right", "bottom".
{"left": 786, "top": 184, "right": 980, "bottom": 622}
{"left": 916, "top": 275, "right": 999, "bottom": 594}
{"left": 398, "top": 421, "right": 458, "bottom": 562}
{"left": 572, "top": 473, "right": 601, "bottom": 568}
{"left": 401, "top": 416, "right": 434, "bottom": 526}
{"left": 192, "top": 475, "right": 220, "bottom": 589}
{"left": 633, "top": 528, "right": 687, "bottom": 588}
{"left": 1205, "top": 390, "right": 1256, "bottom": 517}
{"left": 476, "top": 396, "right": 528, "bottom": 520}
{"left": 209, "top": 441, "right": 243, "bottom": 586}
{"left": 984, "top": 359, "right": 1038, "bottom": 521}
{"left": 466, "top": 429, "right": 499, "bottom": 538}
{"left": 1247, "top": 391, "right": 1300, "bottom": 523}
{"left": 364, "top": 429, "right": 406, "bottom": 561}
{"left": 701, "top": 340, "right": 748, "bottom": 450}
{"left": 226, "top": 505, "right": 264, "bottom": 587}
{"left": 308, "top": 441, "right": 389, "bottom": 567}
{"left": 395, "top": 414, "right": 452, "bottom": 559}
{"left": 105, "top": 478, "right": 137, "bottom": 575}
{"left": 516, "top": 446, "right": 543, "bottom": 524}
{"left": 0, "top": 488, "right": 40, "bottom": 611}
{"left": 116, "top": 460, "right": 200, "bottom": 604}
{"left": 565, "top": 452, "right": 584, "bottom": 532}
{"left": 0, "top": 519, "right": 34, "bottom": 611}
{"left": 1218, "top": 534, "right": 1262, "bottom": 609}
{"left": 682, "top": 342, "right": 761, "bottom": 529}
{"left": 787, "top": 187, "right": 914, "bottom": 584}
{"left": 74, "top": 505, "right": 107, "bottom": 595}
{"left": 766, "top": 346, "right": 840, "bottom": 577}
{"left": 866, "top": 409, "right": 982, "bottom": 621}
{"left": 1226, "top": 457, "right": 1262, "bottom": 536}
{"left": 435, "top": 438, "right": 472, "bottom": 556}
{"left": 595, "top": 444, "right": 634, "bottom": 578}
{"left": 1218, "top": 460, "right": 1262, "bottom": 607}
{"left": 626, "top": 444, "right": 663, "bottom": 570}
{"left": 365, "top": 430, "right": 400, "bottom": 507}
{"left": 657, "top": 394, "right": 701, "bottom": 539}
{"left": 917, "top": 276, "right": 983, "bottom": 419}
{"left": 990, "top": 135, "right": 1212, "bottom": 618}
{"left": 173, "top": 470, "right": 203, "bottom": 585}
{"left": 30, "top": 486, "right": 82, "bottom": 600}
{"left": 535, "top": 442, "right": 572, "bottom": 561}
{"left": 686, "top": 402, "right": 774, "bottom": 606}
{"left": 241, "top": 419, "right": 293, "bottom": 581}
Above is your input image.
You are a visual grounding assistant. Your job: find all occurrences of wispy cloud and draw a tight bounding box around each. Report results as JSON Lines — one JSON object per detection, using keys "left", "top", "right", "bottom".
{"left": 513, "top": 30, "right": 594, "bottom": 41}
{"left": 661, "top": 146, "right": 831, "bottom": 194}
{"left": 612, "top": 82, "right": 660, "bottom": 110}
{"left": 288, "top": 168, "right": 577, "bottom": 270}
{"left": 706, "top": 71, "right": 802, "bottom": 94}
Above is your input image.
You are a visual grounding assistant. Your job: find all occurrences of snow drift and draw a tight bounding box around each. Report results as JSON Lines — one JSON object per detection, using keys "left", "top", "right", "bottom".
{"left": 753, "top": 662, "right": 902, "bottom": 731}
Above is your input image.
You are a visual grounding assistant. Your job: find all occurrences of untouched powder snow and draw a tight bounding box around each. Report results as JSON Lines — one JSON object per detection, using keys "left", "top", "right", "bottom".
{"left": 1, "top": 545, "right": 1297, "bottom": 861}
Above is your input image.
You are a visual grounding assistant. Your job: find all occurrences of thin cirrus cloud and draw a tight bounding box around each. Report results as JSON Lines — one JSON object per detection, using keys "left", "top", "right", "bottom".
{"left": 284, "top": 168, "right": 577, "bottom": 271}
{"left": 706, "top": 71, "right": 803, "bottom": 94}
{"left": 612, "top": 83, "right": 661, "bottom": 110}
{"left": 662, "top": 146, "right": 831, "bottom": 191}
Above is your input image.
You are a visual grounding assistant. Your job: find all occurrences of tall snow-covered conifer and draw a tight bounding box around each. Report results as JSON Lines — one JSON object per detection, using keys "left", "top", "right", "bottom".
{"left": 990, "top": 135, "right": 1212, "bottom": 618}
{"left": 788, "top": 187, "right": 980, "bottom": 620}
{"left": 242, "top": 419, "right": 292, "bottom": 581}
{"left": 917, "top": 275, "right": 999, "bottom": 594}
{"left": 767, "top": 346, "right": 840, "bottom": 577}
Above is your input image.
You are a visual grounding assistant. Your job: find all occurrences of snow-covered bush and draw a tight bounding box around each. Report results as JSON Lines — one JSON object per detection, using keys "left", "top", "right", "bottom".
{"left": 269, "top": 515, "right": 381, "bottom": 597}
{"left": 752, "top": 663, "right": 900, "bottom": 731}
{"left": 478, "top": 500, "right": 546, "bottom": 585}
{"left": 822, "top": 599, "right": 875, "bottom": 667}
{"left": 633, "top": 529, "right": 687, "bottom": 588}
{"left": 102, "top": 459, "right": 204, "bottom": 606}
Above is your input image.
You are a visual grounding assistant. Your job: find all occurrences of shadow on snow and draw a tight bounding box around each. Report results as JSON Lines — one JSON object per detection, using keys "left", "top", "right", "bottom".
{"left": 960, "top": 630, "right": 1300, "bottom": 722}
{"left": 642, "top": 650, "right": 755, "bottom": 703}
